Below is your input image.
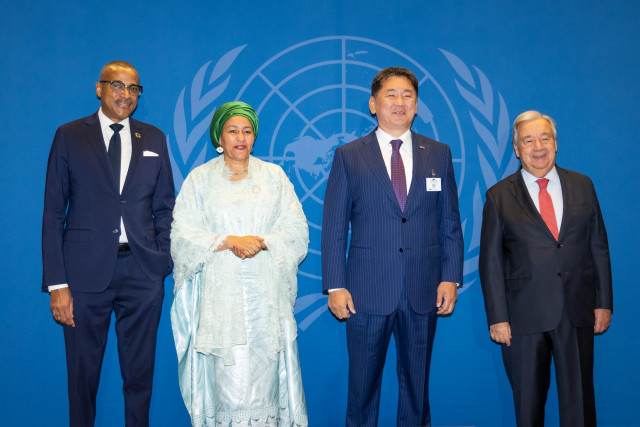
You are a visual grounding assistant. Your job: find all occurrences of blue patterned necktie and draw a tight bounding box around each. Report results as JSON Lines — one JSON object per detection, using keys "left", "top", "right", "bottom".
{"left": 390, "top": 139, "right": 407, "bottom": 211}
{"left": 108, "top": 123, "right": 123, "bottom": 189}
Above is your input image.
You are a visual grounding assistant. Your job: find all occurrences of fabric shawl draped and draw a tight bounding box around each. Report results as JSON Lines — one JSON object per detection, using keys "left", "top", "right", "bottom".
{"left": 170, "top": 156, "right": 309, "bottom": 426}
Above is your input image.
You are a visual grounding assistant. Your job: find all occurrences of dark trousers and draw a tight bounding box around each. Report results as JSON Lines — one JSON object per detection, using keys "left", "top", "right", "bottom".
{"left": 502, "top": 309, "right": 596, "bottom": 427}
{"left": 345, "top": 287, "right": 438, "bottom": 427}
{"left": 63, "top": 251, "right": 164, "bottom": 427}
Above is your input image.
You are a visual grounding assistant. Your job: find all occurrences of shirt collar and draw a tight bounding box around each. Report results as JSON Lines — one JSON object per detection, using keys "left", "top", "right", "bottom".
{"left": 521, "top": 165, "right": 559, "bottom": 186}
{"left": 375, "top": 127, "right": 412, "bottom": 147}
{"left": 98, "top": 108, "right": 130, "bottom": 132}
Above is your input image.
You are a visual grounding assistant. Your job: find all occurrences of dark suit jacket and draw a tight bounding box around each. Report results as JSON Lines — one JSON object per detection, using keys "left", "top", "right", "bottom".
{"left": 42, "top": 111, "right": 175, "bottom": 292}
{"left": 321, "top": 130, "right": 464, "bottom": 315}
{"left": 479, "top": 167, "right": 612, "bottom": 335}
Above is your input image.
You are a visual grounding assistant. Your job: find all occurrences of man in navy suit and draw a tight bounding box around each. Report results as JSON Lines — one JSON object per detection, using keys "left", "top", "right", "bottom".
{"left": 322, "top": 67, "right": 464, "bottom": 427}
{"left": 42, "top": 60, "right": 175, "bottom": 427}
{"left": 479, "top": 111, "right": 612, "bottom": 426}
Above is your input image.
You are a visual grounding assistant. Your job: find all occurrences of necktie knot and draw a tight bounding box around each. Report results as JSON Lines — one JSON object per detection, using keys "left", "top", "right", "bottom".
{"left": 391, "top": 139, "right": 403, "bottom": 152}
{"left": 536, "top": 178, "right": 549, "bottom": 190}
{"left": 110, "top": 123, "right": 124, "bottom": 133}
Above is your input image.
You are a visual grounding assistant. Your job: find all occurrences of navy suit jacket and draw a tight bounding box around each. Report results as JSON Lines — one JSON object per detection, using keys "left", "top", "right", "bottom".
{"left": 42, "top": 111, "right": 175, "bottom": 292}
{"left": 321, "top": 130, "right": 464, "bottom": 315}
{"left": 479, "top": 167, "right": 613, "bottom": 334}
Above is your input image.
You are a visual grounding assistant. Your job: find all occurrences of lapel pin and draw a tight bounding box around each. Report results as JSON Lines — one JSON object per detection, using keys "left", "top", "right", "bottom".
{"left": 430, "top": 169, "right": 436, "bottom": 176}
{"left": 135, "top": 132, "right": 142, "bottom": 139}
{"left": 419, "top": 145, "right": 426, "bottom": 150}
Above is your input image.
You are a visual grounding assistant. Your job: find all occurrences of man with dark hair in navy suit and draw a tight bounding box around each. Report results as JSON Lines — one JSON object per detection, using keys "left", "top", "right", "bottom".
{"left": 322, "top": 67, "right": 464, "bottom": 427}
{"left": 42, "top": 60, "right": 175, "bottom": 427}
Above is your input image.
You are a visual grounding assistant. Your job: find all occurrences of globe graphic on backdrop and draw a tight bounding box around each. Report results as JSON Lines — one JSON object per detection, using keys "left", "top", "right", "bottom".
{"left": 234, "top": 36, "right": 465, "bottom": 327}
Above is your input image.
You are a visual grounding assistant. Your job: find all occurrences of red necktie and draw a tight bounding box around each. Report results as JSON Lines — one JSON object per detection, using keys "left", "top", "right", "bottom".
{"left": 390, "top": 139, "right": 407, "bottom": 211}
{"left": 536, "top": 178, "right": 559, "bottom": 240}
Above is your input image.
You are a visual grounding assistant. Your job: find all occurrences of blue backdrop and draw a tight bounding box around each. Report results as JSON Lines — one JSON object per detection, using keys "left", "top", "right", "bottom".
{"left": 2, "top": 1, "right": 639, "bottom": 426}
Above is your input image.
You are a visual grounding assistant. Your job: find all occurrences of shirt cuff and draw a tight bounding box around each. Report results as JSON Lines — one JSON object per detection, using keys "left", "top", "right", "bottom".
{"left": 48, "top": 284, "right": 69, "bottom": 292}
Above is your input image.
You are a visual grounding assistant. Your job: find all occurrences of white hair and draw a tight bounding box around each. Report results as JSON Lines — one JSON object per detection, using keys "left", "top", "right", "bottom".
{"left": 512, "top": 110, "right": 557, "bottom": 145}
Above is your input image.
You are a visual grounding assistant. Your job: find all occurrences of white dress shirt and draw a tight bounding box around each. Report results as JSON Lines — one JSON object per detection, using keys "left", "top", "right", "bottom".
{"left": 521, "top": 166, "right": 564, "bottom": 232}
{"left": 48, "top": 109, "right": 132, "bottom": 292}
{"left": 98, "top": 108, "right": 132, "bottom": 244}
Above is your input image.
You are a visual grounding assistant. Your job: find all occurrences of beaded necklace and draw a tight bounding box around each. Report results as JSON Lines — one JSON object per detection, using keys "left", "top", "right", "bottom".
{"left": 222, "top": 161, "right": 249, "bottom": 180}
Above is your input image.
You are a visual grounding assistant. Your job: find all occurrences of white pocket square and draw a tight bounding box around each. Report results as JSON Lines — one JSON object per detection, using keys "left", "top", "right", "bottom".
{"left": 143, "top": 150, "right": 159, "bottom": 157}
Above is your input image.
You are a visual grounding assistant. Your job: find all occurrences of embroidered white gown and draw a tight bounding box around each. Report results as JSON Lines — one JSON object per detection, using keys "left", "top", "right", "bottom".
{"left": 170, "top": 156, "right": 309, "bottom": 426}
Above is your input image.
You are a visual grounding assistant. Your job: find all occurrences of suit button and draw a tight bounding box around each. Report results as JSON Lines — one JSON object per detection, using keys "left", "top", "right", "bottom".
{"left": 557, "top": 272, "right": 562, "bottom": 277}
{"left": 402, "top": 218, "right": 407, "bottom": 223}
{"left": 113, "top": 229, "right": 119, "bottom": 234}
{"left": 399, "top": 248, "right": 404, "bottom": 252}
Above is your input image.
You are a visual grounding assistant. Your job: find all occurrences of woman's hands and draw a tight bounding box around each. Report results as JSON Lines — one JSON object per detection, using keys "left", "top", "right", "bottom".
{"left": 222, "top": 235, "right": 267, "bottom": 259}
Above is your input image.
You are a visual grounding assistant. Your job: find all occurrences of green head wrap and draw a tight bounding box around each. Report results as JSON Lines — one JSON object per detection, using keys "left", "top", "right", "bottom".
{"left": 209, "top": 101, "right": 259, "bottom": 148}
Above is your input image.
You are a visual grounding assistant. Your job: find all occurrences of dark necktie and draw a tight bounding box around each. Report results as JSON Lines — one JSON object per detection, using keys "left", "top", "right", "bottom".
{"left": 390, "top": 139, "right": 407, "bottom": 211}
{"left": 536, "top": 178, "right": 559, "bottom": 240}
{"left": 108, "top": 123, "right": 123, "bottom": 189}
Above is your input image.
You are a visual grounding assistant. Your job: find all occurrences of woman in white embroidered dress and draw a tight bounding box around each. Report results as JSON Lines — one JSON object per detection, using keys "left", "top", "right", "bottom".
{"left": 170, "top": 102, "right": 309, "bottom": 427}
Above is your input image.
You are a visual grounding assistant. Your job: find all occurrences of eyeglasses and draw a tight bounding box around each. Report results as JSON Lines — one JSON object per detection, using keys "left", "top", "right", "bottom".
{"left": 100, "top": 80, "right": 143, "bottom": 96}
{"left": 520, "top": 135, "right": 554, "bottom": 146}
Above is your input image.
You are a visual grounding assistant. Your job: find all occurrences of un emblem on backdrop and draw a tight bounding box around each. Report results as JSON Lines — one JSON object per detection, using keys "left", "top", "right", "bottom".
{"left": 168, "top": 36, "right": 517, "bottom": 330}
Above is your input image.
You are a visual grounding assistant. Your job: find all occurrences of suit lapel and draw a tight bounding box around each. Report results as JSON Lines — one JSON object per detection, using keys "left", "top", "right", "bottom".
{"left": 508, "top": 170, "right": 557, "bottom": 240}
{"left": 556, "top": 166, "right": 571, "bottom": 240}
{"left": 122, "top": 119, "right": 143, "bottom": 195}
{"left": 84, "top": 112, "right": 117, "bottom": 187}
{"left": 405, "top": 132, "right": 431, "bottom": 209}
{"left": 359, "top": 131, "right": 399, "bottom": 208}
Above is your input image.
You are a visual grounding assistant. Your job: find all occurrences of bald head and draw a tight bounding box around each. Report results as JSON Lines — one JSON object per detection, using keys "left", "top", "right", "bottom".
{"left": 99, "top": 60, "right": 138, "bottom": 81}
